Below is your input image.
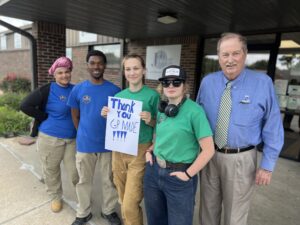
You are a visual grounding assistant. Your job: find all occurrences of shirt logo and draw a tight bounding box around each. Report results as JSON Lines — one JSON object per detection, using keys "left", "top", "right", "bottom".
{"left": 240, "top": 95, "right": 251, "bottom": 104}
{"left": 82, "top": 95, "right": 91, "bottom": 104}
{"left": 59, "top": 95, "right": 67, "bottom": 101}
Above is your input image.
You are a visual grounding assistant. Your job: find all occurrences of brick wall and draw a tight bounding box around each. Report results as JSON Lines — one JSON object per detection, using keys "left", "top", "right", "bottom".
{"left": 0, "top": 45, "right": 123, "bottom": 88}
{"left": 125, "top": 36, "right": 199, "bottom": 99}
{"left": 0, "top": 49, "right": 31, "bottom": 80}
{"left": 70, "top": 46, "right": 88, "bottom": 83}
{"left": 32, "top": 21, "right": 66, "bottom": 86}
{"left": 0, "top": 28, "right": 199, "bottom": 95}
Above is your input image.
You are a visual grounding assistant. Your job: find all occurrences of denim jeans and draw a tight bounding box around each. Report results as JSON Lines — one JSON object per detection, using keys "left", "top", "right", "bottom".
{"left": 143, "top": 160, "right": 198, "bottom": 225}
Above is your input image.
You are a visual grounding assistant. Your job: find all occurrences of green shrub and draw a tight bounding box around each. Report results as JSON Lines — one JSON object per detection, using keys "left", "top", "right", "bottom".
{"left": 0, "top": 74, "right": 31, "bottom": 93}
{"left": 0, "top": 106, "right": 32, "bottom": 137}
{"left": 0, "top": 92, "right": 27, "bottom": 111}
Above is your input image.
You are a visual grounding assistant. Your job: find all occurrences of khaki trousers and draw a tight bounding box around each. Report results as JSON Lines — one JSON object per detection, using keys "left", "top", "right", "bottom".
{"left": 200, "top": 149, "right": 257, "bottom": 225}
{"left": 112, "top": 143, "right": 151, "bottom": 225}
{"left": 75, "top": 152, "right": 118, "bottom": 218}
{"left": 37, "top": 132, "right": 78, "bottom": 201}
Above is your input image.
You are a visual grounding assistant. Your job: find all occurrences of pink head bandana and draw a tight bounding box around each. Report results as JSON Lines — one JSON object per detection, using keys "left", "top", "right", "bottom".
{"left": 48, "top": 57, "right": 73, "bottom": 75}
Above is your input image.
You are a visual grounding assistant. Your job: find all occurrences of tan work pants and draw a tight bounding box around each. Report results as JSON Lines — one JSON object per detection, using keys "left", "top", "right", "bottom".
{"left": 37, "top": 132, "right": 78, "bottom": 201}
{"left": 75, "top": 151, "right": 118, "bottom": 218}
{"left": 112, "top": 143, "right": 151, "bottom": 225}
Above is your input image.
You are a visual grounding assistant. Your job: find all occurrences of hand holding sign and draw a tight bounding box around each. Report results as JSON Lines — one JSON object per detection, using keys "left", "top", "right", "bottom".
{"left": 101, "top": 106, "right": 109, "bottom": 118}
{"left": 105, "top": 97, "right": 143, "bottom": 156}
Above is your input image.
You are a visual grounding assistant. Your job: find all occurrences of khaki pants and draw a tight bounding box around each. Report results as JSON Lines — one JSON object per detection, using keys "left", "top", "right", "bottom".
{"left": 75, "top": 152, "right": 118, "bottom": 218}
{"left": 37, "top": 132, "right": 78, "bottom": 201}
{"left": 200, "top": 149, "right": 257, "bottom": 225}
{"left": 112, "top": 143, "right": 151, "bottom": 225}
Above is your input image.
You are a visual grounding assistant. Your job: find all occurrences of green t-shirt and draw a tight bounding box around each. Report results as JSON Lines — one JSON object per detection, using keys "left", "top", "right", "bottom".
{"left": 154, "top": 99, "right": 212, "bottom": 163}
{"left": 115, "top": 85, "right": 160, "bottom": 143}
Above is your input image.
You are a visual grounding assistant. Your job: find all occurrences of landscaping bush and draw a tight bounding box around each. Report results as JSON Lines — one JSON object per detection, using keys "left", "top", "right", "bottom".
{"left": 0, "top": 92, "right": 27, "bottom": 111}
{"left": 0, "top": 73, "right": 31, "bottom": 93}
{"left": 0, "top": 74, "right": 33, "bottom": 137}
{"left": 0, "top": 106, "right": 32, "bottom": 137}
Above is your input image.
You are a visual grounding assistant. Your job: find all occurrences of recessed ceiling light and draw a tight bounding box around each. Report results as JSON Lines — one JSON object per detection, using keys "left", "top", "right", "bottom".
{"left": 157, "top": 15, "right": 177, "bottom": 24}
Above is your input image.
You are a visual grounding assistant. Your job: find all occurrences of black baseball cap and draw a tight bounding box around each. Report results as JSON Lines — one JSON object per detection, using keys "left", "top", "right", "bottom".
{"left": 158, "top": 65, "right": 187, "bottom": 81}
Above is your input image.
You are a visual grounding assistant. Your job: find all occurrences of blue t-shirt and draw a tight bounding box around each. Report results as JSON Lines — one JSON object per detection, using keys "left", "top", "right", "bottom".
{"left": 67, "top": 80, "right": 121, "bottom": 153}
{"left": 39, "top": 82, "right": 76, "bottom": 138}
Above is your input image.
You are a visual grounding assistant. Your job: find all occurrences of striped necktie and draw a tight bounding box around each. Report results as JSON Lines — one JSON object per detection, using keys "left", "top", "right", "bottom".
{"left": 215, "top": 81, "right": 232, "bottom": 149}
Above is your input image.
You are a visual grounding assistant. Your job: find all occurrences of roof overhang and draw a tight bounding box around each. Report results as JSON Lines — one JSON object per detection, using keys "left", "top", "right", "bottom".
{"left": 1, "top": 0, "right": 300, "bottom": 39}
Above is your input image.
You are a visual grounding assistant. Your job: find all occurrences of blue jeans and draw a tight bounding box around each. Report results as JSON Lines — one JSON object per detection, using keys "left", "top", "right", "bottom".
{"left": 143, "top": 160, "right": 198, "bottom": 225}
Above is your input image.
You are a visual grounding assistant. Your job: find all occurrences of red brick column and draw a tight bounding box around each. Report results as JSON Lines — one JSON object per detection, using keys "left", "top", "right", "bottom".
{"left": 32, "top": 21, "right": 66, "bottom": 86}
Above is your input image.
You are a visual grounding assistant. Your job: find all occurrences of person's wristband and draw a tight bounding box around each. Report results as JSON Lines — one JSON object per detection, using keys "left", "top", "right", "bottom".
{"left": 185, "top": 170, "right": 192, "bottom": 179}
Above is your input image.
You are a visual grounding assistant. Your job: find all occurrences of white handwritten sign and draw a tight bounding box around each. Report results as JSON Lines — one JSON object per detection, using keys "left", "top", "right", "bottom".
{"left": 105, "top": 97, "right": 143, "bottom": 156}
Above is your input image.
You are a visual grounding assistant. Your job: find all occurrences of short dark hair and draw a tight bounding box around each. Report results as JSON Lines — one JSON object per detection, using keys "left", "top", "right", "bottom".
{"left": 86, "top": 50, "right": 107, "bottom": 64}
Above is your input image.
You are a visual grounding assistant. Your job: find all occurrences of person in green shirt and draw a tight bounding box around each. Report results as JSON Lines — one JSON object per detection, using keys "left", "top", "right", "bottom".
{"left": 101, "top": 54, "right": 159, "bottom": 225}
{"left": 143, "top": 65, "right": 215, "bottom": 225}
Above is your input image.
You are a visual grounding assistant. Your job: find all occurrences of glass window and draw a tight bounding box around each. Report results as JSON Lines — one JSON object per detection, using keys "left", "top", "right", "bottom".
{"left": 202, "top": 55, "right": 219, "bottom": 76}
{"left": 0, "top": 35, "right": 7, "bottom": 50}
{"left": 275, "top": 32, "right": 300, "bottom": 153}
{"left": 276, "top": 32, "right": 300, "bottom": 81}
{"left": 246, "top": 53, "right": 269, "bottom": 73}
{"left": 66, "top": 47, "right": 72, "bottom": 60}
{"left": 79, "top": 31, "right": 97, "bottom": 43}
{"left": 14, "top": 33, "right": 22, "bottom": 49}
{"left": 93, "top": 44, "right": 121, "bottom": 68}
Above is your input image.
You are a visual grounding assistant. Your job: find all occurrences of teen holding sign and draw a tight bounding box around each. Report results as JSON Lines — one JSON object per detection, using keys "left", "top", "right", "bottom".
{"left": 101, "top": 54, "right": 159, "bottom": 225}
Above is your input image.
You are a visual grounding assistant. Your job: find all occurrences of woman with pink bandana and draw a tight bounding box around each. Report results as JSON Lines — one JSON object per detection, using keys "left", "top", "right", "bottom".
{"left": 20, "top": 56, "right": 78, "bottom": 213}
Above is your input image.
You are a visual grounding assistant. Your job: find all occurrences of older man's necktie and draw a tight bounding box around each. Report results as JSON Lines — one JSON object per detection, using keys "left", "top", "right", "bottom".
{"left": 215, "top": 81, "right": 232, "bottom": 149}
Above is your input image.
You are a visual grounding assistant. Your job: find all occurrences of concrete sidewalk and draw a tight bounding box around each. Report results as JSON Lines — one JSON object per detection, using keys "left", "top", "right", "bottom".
{"left": 0, "top": 137, "right": 299, "bottom": 225}
{"left": 0, "top": 137, "right": 115, "bottom": 225}
{"left": 0, "top": 138, "right": 75, "bottom": 225}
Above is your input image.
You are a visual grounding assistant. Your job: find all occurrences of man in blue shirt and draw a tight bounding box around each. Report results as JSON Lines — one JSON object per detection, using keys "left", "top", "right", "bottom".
{"left": 68, "top": 50, "right": 121, "bottom": 225}
{"left": 196, "top": 33, "right": 284, "bottom": 225}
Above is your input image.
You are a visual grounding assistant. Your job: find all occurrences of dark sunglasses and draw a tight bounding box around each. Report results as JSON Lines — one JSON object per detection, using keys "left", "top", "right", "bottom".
{"left": 161, "top": 79, "right": 184, "bottom": 88}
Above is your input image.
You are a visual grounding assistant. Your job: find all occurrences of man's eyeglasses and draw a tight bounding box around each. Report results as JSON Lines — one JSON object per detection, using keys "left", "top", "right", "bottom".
{"left": 161, "top": 79, "right": 184, "bottom": 88}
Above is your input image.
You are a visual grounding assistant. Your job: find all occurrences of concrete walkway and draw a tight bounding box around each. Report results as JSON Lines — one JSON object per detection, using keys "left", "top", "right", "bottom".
{"left": 0, "top": 137, "right": 113, "bottom": 225}
{"left": 0, "top": 138, "right": 75, "bottom": 225}
{"left": 0, "top": 137, "right": 299, "bottom": 225}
